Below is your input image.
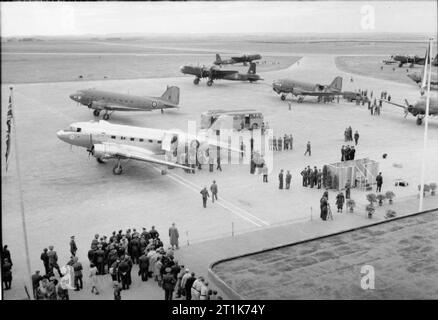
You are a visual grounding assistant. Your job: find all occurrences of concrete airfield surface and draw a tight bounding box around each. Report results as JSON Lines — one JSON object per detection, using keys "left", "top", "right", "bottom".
{"left": 2, "top": 39, "right": 438, "bottom": 299}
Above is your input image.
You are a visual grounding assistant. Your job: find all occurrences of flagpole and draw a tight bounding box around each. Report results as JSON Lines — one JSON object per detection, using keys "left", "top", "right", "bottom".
{"left": 9, "top": 87, "right": 34, "bottom": 299}
{"left": 419, "top": 39, "right": 433, "bottom": 212}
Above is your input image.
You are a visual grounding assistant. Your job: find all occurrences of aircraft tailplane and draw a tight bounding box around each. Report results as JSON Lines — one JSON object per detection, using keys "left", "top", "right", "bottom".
{"left": 329, "top": 76, "right": 343, "bottom": 91}
{"left": 215, "top": 54, "right": 222, "bottom": 64}
{"left": 161, "top": 86, "right": 180, "bottom": 105}
{"left": 248, "top": 62, "right": 256, "bottom": 74}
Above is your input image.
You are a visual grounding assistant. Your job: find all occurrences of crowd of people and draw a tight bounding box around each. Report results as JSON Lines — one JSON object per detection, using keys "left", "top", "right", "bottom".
{"left": 26, "top": 225, "right": 224, "bottom": 300}
{"left": 300, "top": 166, "right": 323, "bottom": 189}
{"left": 269, "top": 134, "right": 294, "bottom": 151}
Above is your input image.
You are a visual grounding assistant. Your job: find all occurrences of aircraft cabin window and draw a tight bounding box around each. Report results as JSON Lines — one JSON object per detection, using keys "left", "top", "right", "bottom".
{"left": 111, "top": 136, "right": 116, "bottom": 139}
{"left": 148, "top": 139, "right": 153, "bottom": 143}
{"left": 157, "top": 141, "right": 162, "bottom": 144}
{"left": 76, "top": 128, "right": 81, "bottom": 132}
{"left": 130, "top": 138, "right": 135, "bottom": 141}
{"left": 139, "top": 139, "right": 144, "bottom": 142}
{"left": 121, "top": 137, "right": 126, "bottom": 140}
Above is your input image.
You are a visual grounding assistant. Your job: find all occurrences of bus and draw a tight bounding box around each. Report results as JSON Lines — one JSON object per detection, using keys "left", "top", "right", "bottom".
{"left": 200, "top": 109, "right": 264, "bottom": 131}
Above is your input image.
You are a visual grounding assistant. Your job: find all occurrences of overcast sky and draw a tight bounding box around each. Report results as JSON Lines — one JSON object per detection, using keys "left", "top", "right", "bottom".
{"left": 1, "top": 1, "right": 436, "bottom": 37}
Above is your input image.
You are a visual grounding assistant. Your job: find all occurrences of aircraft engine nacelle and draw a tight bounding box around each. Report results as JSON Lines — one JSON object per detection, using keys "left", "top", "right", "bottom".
{"left": 91, "top": 144, "right": 118, "bottom": 159}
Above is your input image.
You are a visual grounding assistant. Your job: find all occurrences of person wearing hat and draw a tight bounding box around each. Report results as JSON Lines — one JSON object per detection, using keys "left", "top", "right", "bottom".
{"left": 336, "top": 191, "right": 345, "bottom": 213}
{"left": 138, "top": 250, "right": 150, "bottom": 282}
{"left": 179, "top": 268, "right": 190, "bottom": 298}
{"left": 162, "top": 267, "right": 177, "bottom": 300}
{"left": 113, "top": 281, "right": 122, "bottom": 300}
{"left": 168, "top": 223, "right": 179, "bottom": 250}
{"left": 40, "top": 248, "right": 50, "bottom": 275}
{"left": 47, "top": 245, "right": 62, "bottom": 277}
{"left": 91, "top": 234, "right": 99, "bottom": 250}
{"left": 70, "top": 236, "right": 77, "bottom": 257}
{"left": 31, "top": 270, "right": 43, "bottom": 298}
{"left": 191, "top": 276, "right": 204, "bottom": 300}
{"left": 94, "top": 244, "right": 106, "bottom": 275}
{"left": 72, "top": 256, "right": 83, "bottom": 291}
{"left": 320, "top": 191, "right": 329, "bottom": 221}
{"left": 89, "top": 263, "right": 100, "bottom": 295}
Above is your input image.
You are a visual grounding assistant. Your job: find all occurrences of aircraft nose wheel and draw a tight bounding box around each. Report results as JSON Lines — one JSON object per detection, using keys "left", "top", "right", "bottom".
{"left": 113, "top": 164, "right": 123, "bottom": 175}
{"left": 93, "top": 110, "right": 101, "bottom": 117}
{"left": 207, "top": 80, "right": 213, "bottom": 86}
{"left": 194, "top": 78, "right": 200, "bottom": 85}
{"left": 281, "top": 95, "right": 286, "bottom": 101}
{"left": 96, "top": 157, "right": 106, "bottom": 164}
{"left": 103, "top": 113, "right": 110, "bottom": 120}
{"left": 416, "top": 117, "right": 423, "bottom": 125}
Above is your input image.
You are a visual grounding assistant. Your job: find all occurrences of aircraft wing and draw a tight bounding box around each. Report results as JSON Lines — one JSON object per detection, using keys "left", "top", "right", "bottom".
{"left": 212, "top": 69, "right": 239, "bottom": 77}
{"left": 94, "top": 142, "right": 190, "bottom": 170}
{"left": 90, "top": 100, "right": 141, "bottom": 111}
{"left": 379, "top": 99, "right": 406, "bottom": 109}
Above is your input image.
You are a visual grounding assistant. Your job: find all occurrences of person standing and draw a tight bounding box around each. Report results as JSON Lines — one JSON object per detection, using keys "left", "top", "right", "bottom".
{"left": 289, "top": 134, "right": 293, "bottom": 150}
{"left": 216, "top": 156, "right": 222, "bottom": 171}
{"left": 354, "top": 131, "right": 359, "bottom": 146}
{"left": 320, "top": 191, "right": 329, "bottom": 221}
{"left": 94, "top": 244, "right": 105, "bottom": 275}
{"left": 47, "top": 245, "right": 62, "bottom": 277}
{"left": 278, "top": 170, "right": 284, "bottom": 189}
{"left": 306, "top": 166, "right": 312, "bottom": 186}
{"left": 285, "top": 171, "right": 292, "bottom": 189}
{"left": 72, "top": 257, "right": 83, "bottom": 291}
{"left": 113, "top": 281, "right": 122, "bottom": 300}
{"left": 336, "top": 192, "right": 345, "bottom": 213}
{"left": 200, "top": 186, "right": 210, "bottom": 208}
{"left": 350, "top": 146, "right": 356, "bottom": 160}
{"left": 376, "top": 172, "right": 383, "bottom": 192}
{"left": 89, "top": 264, "right": 99, "bottom": 295}
{"left": 277, "top": 136, "right": 282, "bottom": 151}
{"left": 40, "top": 248, "right": 50, "bottom": 275}
{"left": 262, "top": 165, "right": 268, "bottom": 183}
{"left": 162, "top": 268, "right": 176, "bottom": 300}
{"left": 341, "top": 145, "right": 346, "bottom": 161}
{"left": 185, "top": 272, "right": 196, "bottom": 300}
{"left": 317, "top": 169, "right": 322, "bottom": 189}
{"left": 345, "top": 181, "right": 351, "bottom": 200}
{"left": 210, "top": 180, "right": 218, "bottom": 203}
{"left": 2, "top": 245, "right": 12, "bottom": 265}
{"left": 138, "top": 252, "right": 149, "bottom": 281}
{"left": 31, "top": 270, "right": 43, "bottom": 299}
{"left": 70, "top": 236, "right": 77, "bottom": 257}
{"left": 304, "top": 141, "right": 311, "bottom": 156}
{"left": 168, "top": 223, "right": 179, "bottom": 250}
{"left": 301, "top": 168, "right": 307, "bottom": 187}
{"left": 313, "top": 166, "right": 318, "bottom": 186}
{"left": 309, "top": 169, "right": 315, "bottom": 188}
{"left": 272, "top": 136, "right": 277, "bottom": 151}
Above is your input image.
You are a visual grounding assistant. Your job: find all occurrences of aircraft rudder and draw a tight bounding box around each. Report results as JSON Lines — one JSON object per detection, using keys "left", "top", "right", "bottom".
{"left": 161, "top": 86, "right": 180, "bottom": 106}
{"left": 330, "top": 76, "right": 343, "bottom": 91}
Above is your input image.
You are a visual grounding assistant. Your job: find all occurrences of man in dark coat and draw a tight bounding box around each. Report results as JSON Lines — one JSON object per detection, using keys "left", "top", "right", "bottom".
{"left": 336, "top": 192, "right": 345, "bottom": 213}
{"left": 94, "top": 244, "right": 106, "bottom": 275}
{"left": 149, "top": 226, "right": 159, "bottom": 240}
{"left": 138, "top": 252, "right": 149, "bottom": 281}
{"left": 2, "top": 258, "right": 13, "bottom": 290}
{"left": 301, "top": 168, "right": 307, "bottom": 187}
{"left": 376, "top": 172, "right": 383, "bottom": 192}
{"left": 354, "top": 130, "right": 360, "bottom": 146}
{"left": 341, "top": 145, "right": 346, "bottom": 161}
{"left": 40, "top": 248, "right": 50, "bottom": 275}
{"left": 309, "top": 169, "right": 315, "bottom": 188}
{"left": 2, "top": 245, "right": 12, "bottom": 265}
{"left": 350, "top": 146, "right": 356, "bottom": 160}
{"left": 304, "top": 141, "right": 311, "bottom": 156}
{"left": 72, "top": 257, "right": 83, "bottom": 291}
{"left": 306, "top": 166, "right": 312, "bottom": 186}
{"left": 345, "top": 145, "right": 351, "bottom": 161}
{"left": 200, "top": 186, "right": 210, "bottom": 208}
{"left": 320, "top": 191, "right": 329, "bottom": 221}
{"left": 278, "top": 170, "right": 284, "bottom": 189}
{"left": 118, "top": 258, "right": 130, "bottom": 290}
{"left": 69, "top": 236, "right": 77, "bottom": 257}
{"left": 185, "top": 272, "right": 196, "bottom": 300}
{"left": 345, "top": 181, "right": 351, "bottom": 199}
{"left": 47, "top": 246, "right": 62, "bottom": 277}
{"left": 162, "top": 268, "right": 177, "bottom": 300}
{"left": 31, "top": 270, "right": 43, "bottom": 298}
{"left": 313, "top": 166, "right": 318, "bottom": 186}
{"left": 317, "top": 169, "right": 322, "bottom": 189}
{"left": 130, "top": 236, "right": 140, "bottom": 265}
{"left": 210, "top": 181, "right": 218, "bottom": 203}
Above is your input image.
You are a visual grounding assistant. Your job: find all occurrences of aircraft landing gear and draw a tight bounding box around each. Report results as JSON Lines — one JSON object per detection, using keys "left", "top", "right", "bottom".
{"left": 416, "top": 117, "right": 423, "bottom": 126}
{"left": 298, "top": 97, "right": 304, "bottom": 103}
{"left": 161, "top": 169, "right": 167, "bottom": 175}
{"left": 93, "top": 109, "right": 101, "bottom": 117}
{"left": 194, "top": 78, "right": 200, "bottom": 85}
{"left": 207, "top": 80, "right": 213, "bottom": 86}
{"left": 113, "top": 160, "right": 123, "bottom": 175}
{"left": 96, "top": 157, "right": 106, "bottom": 164}
{"left": 281, "top": 95, "right": 286, "bottom": 101}
{"left": 103, "top": 112, "right": 111, "bottom": 120}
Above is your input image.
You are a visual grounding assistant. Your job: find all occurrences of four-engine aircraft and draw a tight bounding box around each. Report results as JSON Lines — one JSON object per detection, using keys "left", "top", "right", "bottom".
{"left": 384, "top": 53, "right": 438, "bottom": 68}
{"left": 56, "top": 120, "right": 238, "bottom": 175}
{"left": 407, "top": 71, "right": 438, "bottom": 90}
{"left": 69, "top": 86, "right": 180, "bottom": 120}
{"left": 272, "top": 76, "right": 343, "bottom": 102}
{"left": 180, "top": 63, "right": 262, "bottom": 86}
{"left": 214, "top": 54, "right": 262, "bottom": 66}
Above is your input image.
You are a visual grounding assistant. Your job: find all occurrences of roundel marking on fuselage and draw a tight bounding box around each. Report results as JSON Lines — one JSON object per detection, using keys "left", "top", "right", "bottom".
{"left": 152, "top": 101, "right": 158, "bottom": 107}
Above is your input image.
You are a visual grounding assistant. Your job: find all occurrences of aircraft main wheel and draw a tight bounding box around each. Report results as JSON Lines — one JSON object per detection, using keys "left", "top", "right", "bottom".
{"left": 161, "top": 169, "right": 167, "bottom": 175}
{"left": 194, "top": 78, "right": 200, "bottom": 85}
{"left": 416, "top": 118, "right": 423, "bottom": 125}
{"left": 281, "top": 95, "right": 286, "bottom": 101}
{"left": 113, "top": 165, "right": 123, "bottom": 175}
{"left": 97, "top": 157, "right": 106, "bottom": 164}
{"left": 103, "top": 113, "right": 110, "bottom": 120}
{"left": 207, "top": 80, "right": 213, "bottom": 86}
{"left": 93, "top": 110, "right": 100, "bottom": 117}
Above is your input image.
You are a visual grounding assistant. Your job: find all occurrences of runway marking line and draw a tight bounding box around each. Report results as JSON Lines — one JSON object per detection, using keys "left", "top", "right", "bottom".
{"left": 150, "top": 165, "right": 268, "bottom": 227}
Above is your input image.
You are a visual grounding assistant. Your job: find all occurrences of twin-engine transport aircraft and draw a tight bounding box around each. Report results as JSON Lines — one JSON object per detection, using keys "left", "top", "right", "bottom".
{"left": 381, "top": 96, "right": 438, "bottom": 125}
{"left": 69, "top": 86, "right": 180, "bottom": 120}
{"left": 272, "top": 76, "right": 343, "bottom": 102}
{"left": 180, "top": 63, "right": 262, "bottom": 86}
{"left": 214, "top": 54, "right": 262, "bottom": 66}
{"left": 384, "top": 53, "right": 438, "bottom": 68}
{"left": 56, "top": 120, "right": 236, "bottom": 175}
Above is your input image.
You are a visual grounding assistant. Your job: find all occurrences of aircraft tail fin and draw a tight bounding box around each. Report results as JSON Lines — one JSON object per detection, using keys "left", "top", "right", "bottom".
{"left": 215, "top": 54, "right": 222, "bottom": 64}
{"left": 161, "top": 86, "right": 180, "bottom": 105}
{"left": 329, "top": 76, "right": 343, "bottom": 91}
{"left": 248, "top": 62, "right": 256, "bottom": 74}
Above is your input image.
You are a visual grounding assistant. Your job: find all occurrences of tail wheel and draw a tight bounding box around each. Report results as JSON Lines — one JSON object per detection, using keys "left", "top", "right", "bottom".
{"left": 416, "top": 117, "right": 423, "bottom": 126}
{"left": 194, "top": 78, "right": 200, "bottom": 85}
{"left": 207, "top": 80, "right": 213, "bottom": 86}
{"left": 96, "top": 157, "right": 106, "bottom": 164}
{"left": 93, "top": 110, "right": 100, "bottom": 117}
{"left": 281, "top": 95, "right": 286, "bottom": 101}
{"left": 113, "top": 164, "right": 123, "bottom": 175}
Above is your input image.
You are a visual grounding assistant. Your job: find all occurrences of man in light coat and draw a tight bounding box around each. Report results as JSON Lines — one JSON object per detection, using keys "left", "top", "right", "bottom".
{"left": 168, "top": 223, "right": 179, "bottom": 250}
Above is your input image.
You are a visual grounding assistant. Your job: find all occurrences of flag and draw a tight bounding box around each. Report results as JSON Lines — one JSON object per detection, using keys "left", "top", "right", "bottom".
{"left": 60, "top": 265, "right": 75, "bottom": 290}
{"left": 5, "top": 91, "right": 13, "bottom": 171}
{"left": 420, "top": 42, "right": 431, "bottom": 95}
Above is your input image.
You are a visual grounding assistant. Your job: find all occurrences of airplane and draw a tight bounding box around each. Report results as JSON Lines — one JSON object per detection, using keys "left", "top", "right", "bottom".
{"left": 213, "top": 54, "right": 262, "bottom": 66}
{"left": 180, "top": 63, "right": 263, "bottom": 86}
{"left": 381, "top": 96, "right": 438, "bottom": 125}
{"left": 272, "top": 76, "right": 343, "bottom": 102}
{"left": 56, "top": 120, "right": 238, "bottom": 175}
{"left": 69, "top": 86, "right": 180, "bottom": 120}
{"left": 384, "top": 53, "right": 438, "bottom": 68}
{"left": 407, "top": 71, "right": 438, "bottom": 90}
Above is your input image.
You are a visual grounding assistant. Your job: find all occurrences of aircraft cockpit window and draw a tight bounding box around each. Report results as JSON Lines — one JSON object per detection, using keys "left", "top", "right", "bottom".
{"left": 130, "top": 138, "right": 135, "bottom": 141}
{"left": 139, "top": 138, "right": 144, "bottom": 142}
{"left": 157, "top": 140, "right": 162, "bottom": 144}
{"left": 76, "top": 128, "right": 81, "bottom": 132}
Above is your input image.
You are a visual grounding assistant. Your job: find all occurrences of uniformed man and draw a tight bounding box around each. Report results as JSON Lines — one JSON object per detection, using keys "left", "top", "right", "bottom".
{"left": 376, "top": 172, "right": 383, "bottom": 192}
{"left": 210, "top": 181, "right": 218, "bottom": 203}
{"left": 289, "top": 134, "right": 293, "bottom": 150}
{"left": 304, "top": 141, "right": 311, "bottom": 156}
{"left": 216, "top": 156, "right": 222, "bottom": 171}
{"left": 345, "top": 181, "right": 351, "bottom": 199}
{"left": 341, "top": 145, "right": 346, "bottom": 161}
{"left": 320, "top": 191, "right": 329, "bottom": 221}
{"left": 345, "top": 145, "right": 351, "bottom": 161}
{"left": 317, "top": 169, "right": 322, "bottom": 189}
{"left": 200, "top": 186, "right": 210, "bottom": 208}
{"left": 313, "top": 166, "right": 318, "bottom": 186}
{"left": 272, "top": 136, "right": 277, "bottom": 151}
{"left": 336, "top": 192, "right": 345, "bottom": 213}
{"left": 301, "top": 167, "right": 307, "bottom": 187}
{"left": 278, "top": 170, "right": 284, "bottom": 189}
{"left": 283, "top": 134, "right": 289, "bottom": 150}
{"left": 306, "top": 166, "right": 312, "bottom": 186}
{"left": 354, "top": 130, "right": 359, "bottom": 146}
{"left": 69, "top": 236, "right": 77, "bottom": 257}
{"left": 47, "top": 245, "right": 62, "bottom": 277}
{"left": 309, "top": 169, "right": 315, "bottom": 188}
{"left": 350, "top": 146, "right": 356, "bottom": 160}
{"left": 277, "top": 136, "right": 282, "bottom": 151}
{"left": 285, "top": 171, "right": 292, "bottom": 189}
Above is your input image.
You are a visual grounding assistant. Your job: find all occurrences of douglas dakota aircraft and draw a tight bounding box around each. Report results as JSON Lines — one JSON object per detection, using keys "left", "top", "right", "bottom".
{"left": 180, "top": 63, "right": 262, "bottom": 86}
{"left": 69, "top": 86, "right": 180, "bottom": 120}
{"left": 57, "top": 120, "right": 237, "bottom": 175}
{"left": 381, "top": 96, "right": 438, "bottom": 125}
{"left": 272, "top": 76, "right": 343, "bottom": 102}
{"left": 213, "top": 54, "right": 262, "bottom": 66}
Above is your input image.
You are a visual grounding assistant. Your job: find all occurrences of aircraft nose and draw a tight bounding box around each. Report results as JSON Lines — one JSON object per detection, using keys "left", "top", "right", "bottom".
{"left": 179, "top": 66, "right": 186, "bottom": 73}
{"left": 69, "top": 93, "right": 77, "bottom": 101}
{"left": 56, "top": 130, "right": 68, "bottom": 142}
